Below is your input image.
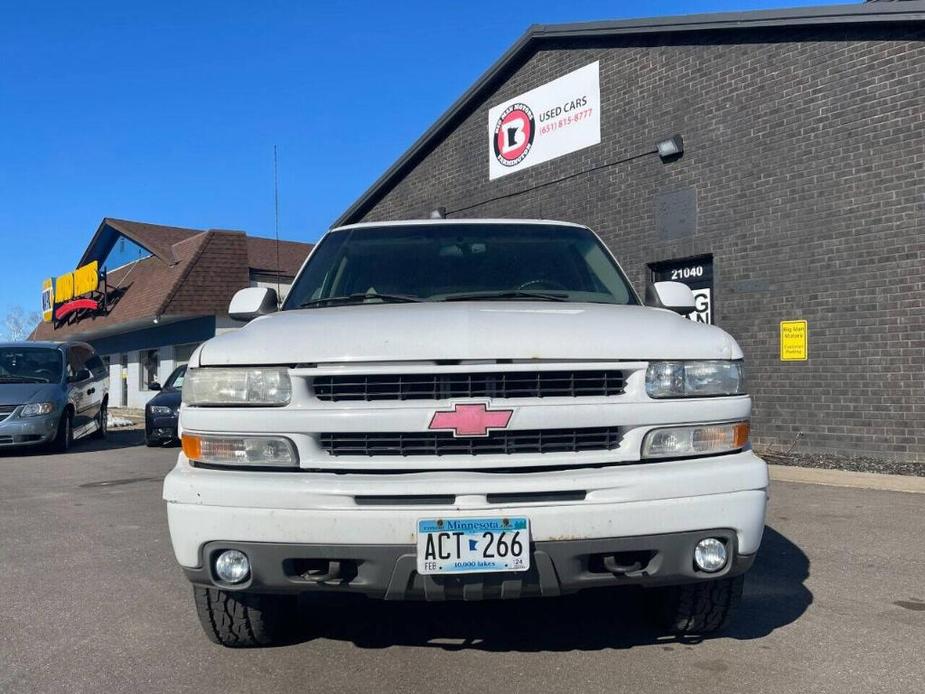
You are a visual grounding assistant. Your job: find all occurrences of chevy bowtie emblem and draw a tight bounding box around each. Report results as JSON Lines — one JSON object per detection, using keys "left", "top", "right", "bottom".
{"left": 429, "top": 403, "right": 514, "bottom": 437}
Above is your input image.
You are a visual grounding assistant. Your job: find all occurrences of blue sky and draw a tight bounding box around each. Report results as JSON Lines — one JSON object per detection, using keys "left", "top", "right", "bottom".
{"left": 0, "top": 0, "right": 844, "bottom": 319}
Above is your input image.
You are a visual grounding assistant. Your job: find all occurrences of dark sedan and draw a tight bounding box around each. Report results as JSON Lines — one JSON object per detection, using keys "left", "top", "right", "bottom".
{"left": 144, "top": 364, "right": 185, "bottom": 446}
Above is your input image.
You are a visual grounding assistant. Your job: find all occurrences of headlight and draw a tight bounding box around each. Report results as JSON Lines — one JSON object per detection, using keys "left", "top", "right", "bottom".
{"left": 645, "top": 361, "right": 745, "bottom": 398}
{"left": 642, "top": 421, "right": 749, "bottom": 459}
{"left": 181, "top": 433, "right": 298, "bottom": 468}
{"left": 149, "top": 405, "right": 174, "bottom": 416}
{"left": 183, "top": 367, "right": 291, "bottom": 406}
{"left": 20, "top": 402, "right": 56, "bottom": 417}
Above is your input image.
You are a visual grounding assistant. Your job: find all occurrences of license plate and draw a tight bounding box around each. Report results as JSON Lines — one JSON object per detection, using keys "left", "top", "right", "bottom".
{"left": 416, "top": 517, "right": 530, "bottom": 575}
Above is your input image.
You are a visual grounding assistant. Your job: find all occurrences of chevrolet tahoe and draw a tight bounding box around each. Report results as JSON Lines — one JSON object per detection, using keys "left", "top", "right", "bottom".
{"left": 163, "top": 219, "right": 768, "bottom": 647}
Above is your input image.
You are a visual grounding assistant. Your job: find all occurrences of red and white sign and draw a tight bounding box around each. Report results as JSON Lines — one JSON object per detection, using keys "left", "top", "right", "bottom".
{"left": 488, "top": 62, "right": 600, "bottom": 180}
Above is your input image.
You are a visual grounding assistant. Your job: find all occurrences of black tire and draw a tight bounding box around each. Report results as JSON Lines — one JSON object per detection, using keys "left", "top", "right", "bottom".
{"left": 52, "top": 410, "right": 73, "bottom": 453}
{"left": 90, "top": 401, "right": 107, "bottom": 440}
{"left": 193, "top": 587, "right": 296, "bottom": 648}
{"left": 647, "top": 575, "right": 744, "bottom": 635}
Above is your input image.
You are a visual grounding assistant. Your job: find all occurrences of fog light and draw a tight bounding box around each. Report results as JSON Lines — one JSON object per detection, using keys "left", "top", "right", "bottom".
{"left": 214, "top": 550, "right": 250, "bottom": 583}
{"left": 694, "top": 538, "right": 727, "bottom": 573}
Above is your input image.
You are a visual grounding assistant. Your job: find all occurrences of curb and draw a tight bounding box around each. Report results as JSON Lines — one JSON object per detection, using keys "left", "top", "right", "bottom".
{"left": 769, "top": 464, "right": 925, "bottom": 494}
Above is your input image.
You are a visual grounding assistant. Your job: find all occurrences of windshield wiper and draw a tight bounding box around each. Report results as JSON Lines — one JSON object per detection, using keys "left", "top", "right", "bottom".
{"left": 0, "top": 376, "right": 45, "bottom": 383}
{"left": 441, "top": 290, "right": 570, "bottom": 302}
{"left": 299, "top": 292, "right": 422, "bottom": 308}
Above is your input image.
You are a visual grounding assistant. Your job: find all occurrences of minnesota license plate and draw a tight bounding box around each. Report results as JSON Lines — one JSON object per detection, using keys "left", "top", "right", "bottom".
{"left": 416, "top": 517, "right": 530, "bottom": 575}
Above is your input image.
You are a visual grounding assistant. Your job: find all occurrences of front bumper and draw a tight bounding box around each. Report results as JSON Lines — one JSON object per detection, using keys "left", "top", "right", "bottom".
{"left": 182, "top": 530, "right": 756, "bottom": 599}
{"left": 0, "top": 413, "right": 58, "bottom": 447}
{"left": 145, "top": 413, "right": 178, "bottom": 442}
{"left": 164, "top": 449, "right": 768, "bottom": 598}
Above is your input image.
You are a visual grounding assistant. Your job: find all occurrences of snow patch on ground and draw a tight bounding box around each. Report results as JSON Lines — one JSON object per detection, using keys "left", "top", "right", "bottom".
{"left": 107, "top": 415, "right": 135, "bottom": 428}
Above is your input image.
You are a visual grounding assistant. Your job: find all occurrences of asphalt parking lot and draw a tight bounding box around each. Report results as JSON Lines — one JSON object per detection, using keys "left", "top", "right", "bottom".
{"left": 1, "top": 432, "right": 923, "bottom": 694}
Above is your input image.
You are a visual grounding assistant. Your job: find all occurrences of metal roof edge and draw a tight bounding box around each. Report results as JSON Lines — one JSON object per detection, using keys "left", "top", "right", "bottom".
{"left": 331, "top": 1, "right": 925, "bottom": 228}
{"left": 77, "top": 218, "right": 116, "bottom": 268}
{"left": 529, "top": 2, "right": 925, "bottom": 38}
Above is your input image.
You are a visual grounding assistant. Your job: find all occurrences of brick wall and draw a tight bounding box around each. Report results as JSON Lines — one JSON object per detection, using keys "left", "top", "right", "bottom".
{"left": 354, "top": 24, "right": 925, "bottom": 461}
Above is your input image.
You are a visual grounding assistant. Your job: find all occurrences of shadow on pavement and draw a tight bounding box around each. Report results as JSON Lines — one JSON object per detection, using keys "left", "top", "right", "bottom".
{"left": 724, "top": 526, "right": 814, "bottom": 641}
{"left": 0, "top": 428, "right": 146, "bottom": 457}
{"left": 289, "top": 526, "right": 810, "bottom": 652}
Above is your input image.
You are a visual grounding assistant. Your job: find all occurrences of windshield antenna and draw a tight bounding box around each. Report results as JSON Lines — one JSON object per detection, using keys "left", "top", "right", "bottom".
{"left": 273, "top": 144, "right": 281, "bottom": 308}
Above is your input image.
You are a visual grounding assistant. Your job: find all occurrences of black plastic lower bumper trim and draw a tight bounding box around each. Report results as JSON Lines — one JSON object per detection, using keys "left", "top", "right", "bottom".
{"left": 182, "top": 529, "right": 756, "bottom": 600}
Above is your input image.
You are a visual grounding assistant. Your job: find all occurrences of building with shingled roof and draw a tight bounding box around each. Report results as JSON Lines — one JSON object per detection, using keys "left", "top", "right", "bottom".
{"left": 31, "top": 218, "right": 312, "bottom": 408}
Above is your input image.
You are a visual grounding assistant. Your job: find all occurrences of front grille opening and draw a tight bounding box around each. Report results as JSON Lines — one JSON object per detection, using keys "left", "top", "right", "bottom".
{"left": 486, "top": 490, "right": 586, "bottom": 504}
{"left": 319, "top": 427, "right": 622, "bottom": 457}
{"left": 313, "top": 370, "right": 625, "bottom": 402}
{"left": 354, "top": 494, "right": 455, "bottom": 506}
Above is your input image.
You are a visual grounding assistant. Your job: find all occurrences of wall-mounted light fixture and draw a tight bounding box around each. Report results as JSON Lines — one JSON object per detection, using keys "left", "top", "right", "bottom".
{"left": 656, "top": 135, "right": 684, "bottom": 162}
{"left": 443, "top": 136, "right": 687, "bottom": 216}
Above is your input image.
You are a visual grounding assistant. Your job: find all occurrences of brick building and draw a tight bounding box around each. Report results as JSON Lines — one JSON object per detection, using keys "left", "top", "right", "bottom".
{"left": 32, "top": 218, "right": 312, "bottom": 408}
{"left": 333, "top": 3, "right": 925, "bottom": 461}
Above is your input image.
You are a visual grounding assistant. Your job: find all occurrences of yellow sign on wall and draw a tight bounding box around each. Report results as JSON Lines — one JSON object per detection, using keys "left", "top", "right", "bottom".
{"left": 780, "top": 320, "right": 808, "bottom": 361}
{"left": 50, "top": 261, "right": 100, "bottom": 304}
{"left": 73, "top": 261, "right": 100, "bottom": 297}
{"left": 54, "top": 272, "right": 74, "bottom": 303}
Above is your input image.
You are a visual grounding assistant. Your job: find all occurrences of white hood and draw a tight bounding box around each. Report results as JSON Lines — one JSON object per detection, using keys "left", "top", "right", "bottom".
{"left": 198, "top": 302, "right": 742, "bottom": 366}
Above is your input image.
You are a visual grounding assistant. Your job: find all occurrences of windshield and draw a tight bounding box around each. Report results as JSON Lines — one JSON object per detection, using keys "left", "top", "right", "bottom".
{"left": 163, "top": 365, "right": 187, "bottom": 390}
{"left": 283, "top": 223, "right": 638, "bottom": 308}
{"left": 0, "top": 347, "right": 63, "bottom": 384}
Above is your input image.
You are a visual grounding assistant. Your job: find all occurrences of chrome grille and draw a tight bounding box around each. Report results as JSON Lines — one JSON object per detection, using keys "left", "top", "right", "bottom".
{"left": 319, "top": 427, "right": 622, "bottom": 457}
{"left": 313, "top": 371, "right": 625, "bottom": 402}
{"left": 0, "top": 405, "right": 17, "bottom": 423}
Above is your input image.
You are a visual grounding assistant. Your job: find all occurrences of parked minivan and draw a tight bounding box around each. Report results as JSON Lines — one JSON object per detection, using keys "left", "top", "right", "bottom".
{"left": 0, "top": 341, "right": 109, "bottom": 451}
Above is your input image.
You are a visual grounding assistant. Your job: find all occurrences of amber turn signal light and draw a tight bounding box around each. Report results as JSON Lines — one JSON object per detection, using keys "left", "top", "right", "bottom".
{"left": 181, "top": 433, "right": 202, "bottom": 461}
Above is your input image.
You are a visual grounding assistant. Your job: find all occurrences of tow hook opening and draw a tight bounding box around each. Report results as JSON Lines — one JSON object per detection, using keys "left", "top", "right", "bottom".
{"left": 287, "top": 558, "right": 359, "bottom": 584}
{"left": 589, "top": 550, "right": 655, "bottom": 576}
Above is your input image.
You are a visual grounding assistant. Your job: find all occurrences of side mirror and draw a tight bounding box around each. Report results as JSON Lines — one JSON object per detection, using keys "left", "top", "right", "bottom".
{"left": 645, "top": 281, "right": 696, "bottom": 315}
{"left": 229, "top": 287, "right": 278, "bottom": 322}
{"left": 148, "top": 382, "right": 161, "bottom": 391}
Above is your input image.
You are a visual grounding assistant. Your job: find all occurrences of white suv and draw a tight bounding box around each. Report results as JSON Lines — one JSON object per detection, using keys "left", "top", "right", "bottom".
{"left": 163, "top": 220, "right": 768, "bottom": 647}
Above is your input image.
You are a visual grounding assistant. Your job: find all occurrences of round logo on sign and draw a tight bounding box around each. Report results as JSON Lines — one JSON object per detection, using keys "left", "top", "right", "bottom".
{"left": 493, "top": 103, "right": 535, "bottom": 167}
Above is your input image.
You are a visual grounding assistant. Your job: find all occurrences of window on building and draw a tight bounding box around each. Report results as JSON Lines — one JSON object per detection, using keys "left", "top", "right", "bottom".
{"left": 140, "top": 349, "right": 159, "bottom": 389}
{"left": 102, "top": 236, "right": 152, "bottom": 271}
